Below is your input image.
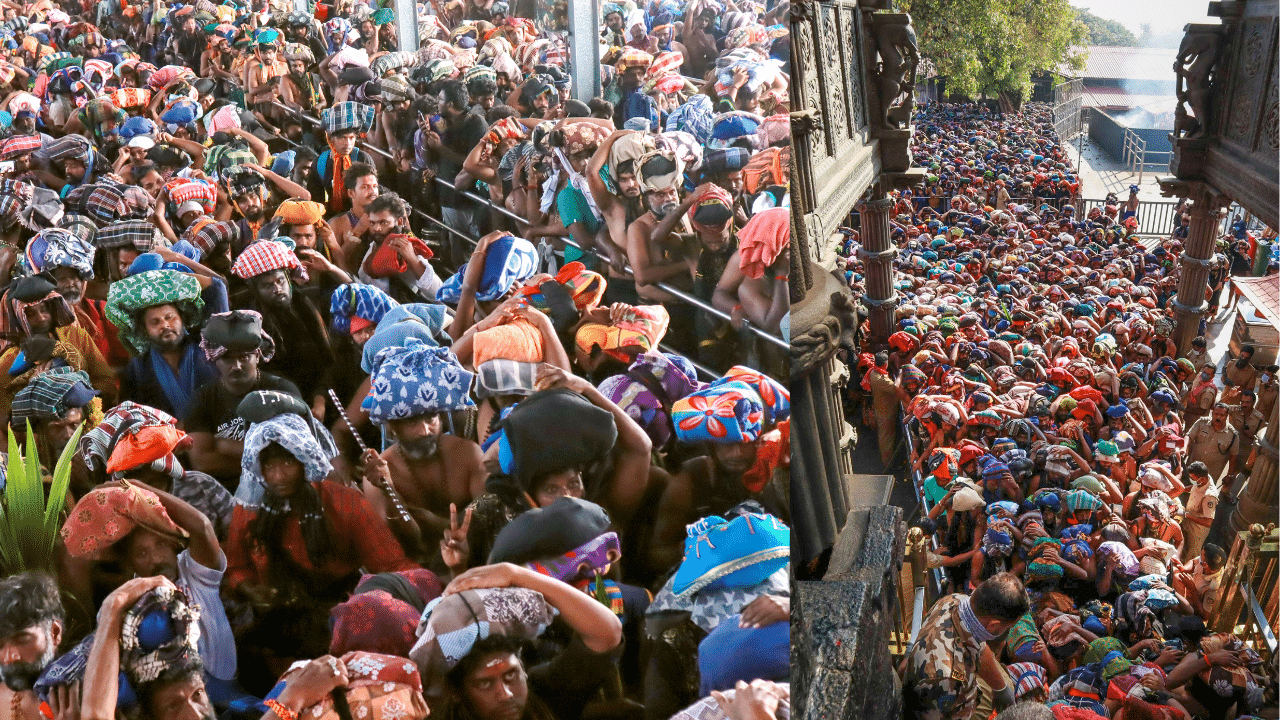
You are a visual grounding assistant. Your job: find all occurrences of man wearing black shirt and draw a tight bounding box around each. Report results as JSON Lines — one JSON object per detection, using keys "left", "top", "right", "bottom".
{"left": 433, "top": 80, "right": 489, "bottom": 265}
{"left": 185, "top": 310, "right": 303, "bottom": 492}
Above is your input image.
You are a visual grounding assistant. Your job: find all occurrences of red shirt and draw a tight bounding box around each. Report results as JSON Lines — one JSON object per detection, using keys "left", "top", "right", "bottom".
{"left": 225, "top": 480, "right": 418, "bottom": 593}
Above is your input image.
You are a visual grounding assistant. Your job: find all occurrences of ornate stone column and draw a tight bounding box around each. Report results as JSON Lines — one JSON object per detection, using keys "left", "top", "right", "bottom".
{"left": 858, "top": 192, "right": 898, "bottom": 344}
{"left": 1164, "top": 182, "right": 1228, "bottom": 355}
{"left": 1230, "top": 402, "right": 1279, "bottom": 533}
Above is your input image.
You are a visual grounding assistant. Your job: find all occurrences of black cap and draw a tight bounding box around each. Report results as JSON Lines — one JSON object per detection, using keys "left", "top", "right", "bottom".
{"left": 10, "top": 275, "right": 55, "bottom": 302}
{"left": 236, "top": 389, "right": 309, "bottom": 424}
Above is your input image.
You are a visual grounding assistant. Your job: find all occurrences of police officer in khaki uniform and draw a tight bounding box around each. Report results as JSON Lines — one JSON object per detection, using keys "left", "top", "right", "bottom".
{"left": 1183, "top": 403, "right": 1239, "bottom": 482}
{"left": 1180, "top": 461, "right": 1218, "bottom": 562}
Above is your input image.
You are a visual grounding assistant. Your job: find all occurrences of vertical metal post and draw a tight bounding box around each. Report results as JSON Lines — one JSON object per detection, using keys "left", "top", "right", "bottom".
{"left": 395, "top": 0, "right": 420, "bottom": 53}
{"left": 568, "top": 0, "right": 601, "bottom": 102}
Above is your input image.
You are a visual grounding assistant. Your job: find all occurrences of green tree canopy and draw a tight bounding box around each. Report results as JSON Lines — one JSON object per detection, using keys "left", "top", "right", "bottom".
{"left": 899, "top": 0, "right": 1088, "bottom": 111}
{"left": 1075, "top": 7, "right": 1139, "bottom": 46}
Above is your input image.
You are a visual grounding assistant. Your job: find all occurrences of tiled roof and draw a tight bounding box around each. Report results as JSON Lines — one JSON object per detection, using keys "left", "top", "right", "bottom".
{"left": 1233, "top": 276, "right": 1280, "bottom": 330}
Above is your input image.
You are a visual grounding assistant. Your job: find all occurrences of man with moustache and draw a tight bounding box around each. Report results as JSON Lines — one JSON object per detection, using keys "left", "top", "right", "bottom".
{"left": 0, "top": 573, "right": 65, "bottom": 720}
{"left": 625, "top": 150, "right": 696, "bottom": 306}
{"left": 228, "top": 240, "right": 337, "bottom": 402}
{"left": 1222, "top": 343, "right": 1259, "bottom": 392}
{"left": 588, "top": 129, "right": 649, "bottom": 305}
{"left": 361, "top": 338, "right": 486, "bottom": 564}
{"left": 113, "top": 269, "right": 219, "bottom": 422}
{"left": 307, "top": 101, "right": 376, "bottom": 216}
{"left": 351, "top": 192, "right": 444, "bottom": 303}
{"left": 185, "top": 311, "right": 304, "bottom": 491}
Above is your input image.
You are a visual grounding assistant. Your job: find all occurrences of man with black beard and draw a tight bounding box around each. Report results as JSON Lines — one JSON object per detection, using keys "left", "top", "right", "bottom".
{"left": 283, "top": 12, "right": 328, "bottom": 70}
{"left": 228, "top": 238, "right": 337, "bottom": 405}
{"left": 351, "top": 192, "right": 444, "bottom": 303}
{"left": 624, "top": 150, "right": 696, "bottom": 304}
{"left": 588, "top": 130, "right": 648, "bottom": 305}
{"left": 186, "top": 311, "right": 304, "bottom": 492}
{"left": 0, "top": 573, "right": 64, "bottom": 720}
{"left": 119, "top": 297, "right": 218, "bottom": 420}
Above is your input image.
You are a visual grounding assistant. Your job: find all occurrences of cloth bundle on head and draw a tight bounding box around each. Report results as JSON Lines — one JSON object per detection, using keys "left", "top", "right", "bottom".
{"left": 165, "top": 178, "right": 217, "bottom": 216}
{"left": 474, "top": 359, "right": 538, "bottom": 400}
{"left": 25, "top": 228, "right": 94, "bottom": 278}
{"left": 60, "top": 480, "right": 188, "bottom": 559}
{"left": 236, "top": 413, "right": 332, "bottom": 510}
{"left": 490, "top": 388, "right": 618, "bottom": 486}
{"left": 11, "top": 368, "right": 97, "bottom": 424}
{"left": 488, "top": 497, "right": 617, "bottom": 584}
{"left": 329, "top": 570, "right": 443, "bottom": 657}
{"left": 94, "top": 219, "right": 165, "bottom": 251}
{"left": 360, "top": 304, "right": 451, "bottom": 373}
{"left": 409, "top": 587, "right": 556, "bottom": 699}
{"left": 719, "top": 366, "right": 789, "bottom": 427}
{"left": 1006, "top": 662, "right": 1048, "bottom": 700}
{"left": 436, "top": 234, "right": 538, "bottom": 304}
{"left": 78, "top": 401, "right": 184, "bottom": 482}
{"left": 574, "top": 304, "right": 670, "bottom": 363}
{"left": 273, "top": 198, "right": 327, "bottom": 227}
{"left": 606, "top": 130, "right": 654, "bottom": 184}
{"left": 598, "top": 351, "right": 701, "bottom": 447}
{"left": 230, "top": 240, "right": 304, "bottom": 281}
{"left": 104, "top": 422, "right": 188, "bottom": 475}
{"left": 672, "top": 380, "right": 764, "bottom": 444}
{"left": 0, "top": 134, "right": 41, "bottom": 161}
{"left": 519, "top": 262, "right": 606, "bottom": 314}
{"left": 321, "top": 101, "right": 376, "bottom": 135}
{"left": 687, "top": 183, "right": 734, "bottom": 231}
{"left": 283, "top": 652, "right": 429, "bottom": 720}
{"left": 331, "top": 283, "right": 400, "bottom": 335}
{"left": 182, "top": 219, "right": 237, "bottom": 259}
{"left": 105, "top": 270, "right": 204, "bottom": 355}
{"left": 472, "top": 319, "right": 543, "bottom": 367}
{"left": 363, "top": 339, "right": 475, "bottom": 423}
{"left": 671, "top": 511, "right": 789, "bottom": 599}
{"left": 738, "top": 207, "right": 789, "bottom": 280}
{"left": 200, "top": 310, "right": 275, "bottom": 362}
{"left": 119, "top": 584, "right": 202, "bottom": 688}
{"left": 635, "top": 149, "right": 683, "bottom": 192}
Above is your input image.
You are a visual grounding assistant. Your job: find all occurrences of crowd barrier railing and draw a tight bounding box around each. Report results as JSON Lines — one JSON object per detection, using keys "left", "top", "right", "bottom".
{"left": 264, "top": 103, "right": 787, "bottom": 376}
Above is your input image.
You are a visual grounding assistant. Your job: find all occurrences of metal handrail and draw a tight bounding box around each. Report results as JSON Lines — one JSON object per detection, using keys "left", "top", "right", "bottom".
{"left": 269, "top": 102, "right": 788, "bottom": 350}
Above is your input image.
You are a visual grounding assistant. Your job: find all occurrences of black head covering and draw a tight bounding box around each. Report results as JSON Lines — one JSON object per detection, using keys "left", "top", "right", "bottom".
{"left": 487, "top": 496, "right": 611, "bottom": 565}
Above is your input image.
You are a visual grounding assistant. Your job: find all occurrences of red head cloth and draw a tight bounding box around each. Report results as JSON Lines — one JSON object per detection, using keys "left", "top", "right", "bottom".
{"left": 737, "top": 207, "right": 789, "bottom": 280}
{"left": 687, "top": 183, "right": 734, "bottom": 232}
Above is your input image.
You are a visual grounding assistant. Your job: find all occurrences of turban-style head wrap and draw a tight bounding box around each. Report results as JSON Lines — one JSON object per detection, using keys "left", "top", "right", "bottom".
{"left": 436, "top": 234, "right": 538, "bottom": 304}
{"left": 105, "top": 270, "right": 204, "bottom": 355}
{"left": 635, "top": 149, "right": 683, "bottom": 192}
{"left": 329, "top": 571, "right": 443, "bottom": 657}
{"left": 614, "top": 46, "right": 652, "bottom": 72}
{"left": 490, "top": 388, "right": 618, "bottom": 487}
{"left": 472, "top": 319, "right": 543, "bottom": 367}
{"left": 598, "top": 351, "right": 702, "bottom": 447}
{"left": 273, "top": 198, "right": 326, "bottom": 227}
{"left": 519, "top": 262, "right": 606, "bottom": 315}
{"left": 25, "top": 227, "right": 94, "bottom": 278}
{"left": 1006, "top": 662, "right": 1047, "bottom": 700}
{"left": 688, "top": 183, "right": 734, "bottom": 231}
{"left": 230, "top": 240, "right": 304, "bottom": 282}
{"left": 672, "top": 380, "right": 764, "bottom": 444}
{"left": 408, "top": 588, "right": 556, "bottom": 699}
{"left": 200, "top": 310, "right": 276, "bottom": 363}
{"left": 363, "top": 338, "right": 475, "bottom": 423}
{"left": 119, "top": 584, "right": 202, "bottom": 686}
{"left": 478, "top": 117, "right": 526, "bottom": 162}
{"left": 331, "top": 283, "right": 400, "bottom": 334}
{"left": 60, "top": 480, "right": 188, "bottom": 559}
{"left": 0, "top": 276, "right": 75, "bottom": 337}
{"left": 182, "top": 220, "right": 237, "bottom": 259}
{"left": 574, "top": 304, "right": 670, "bottom": 363}
{"left": 94, "top": 219, "right": 165, "bottom": 251}
{"left": 738, "top": 207, "right": 789, "bottom": 280}
{"left": 606, "top": 130, "right": 654, "bottom": 184}
{"left": 105, "top": 424, "right": 189, "bottom": 475}
{"left": 1083, "top": 637, "right": 1132, "bottom": 680}
{"left": 235, "top": 413, "right": 333, "bottom": 510}
{"left": 77, "top": 401, "right": 185, "bottom": 483}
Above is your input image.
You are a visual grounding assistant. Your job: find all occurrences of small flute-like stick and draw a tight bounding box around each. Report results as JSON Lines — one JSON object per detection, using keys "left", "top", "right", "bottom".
{"left": 329, "top": 389, "right": 413, "bottom": 524}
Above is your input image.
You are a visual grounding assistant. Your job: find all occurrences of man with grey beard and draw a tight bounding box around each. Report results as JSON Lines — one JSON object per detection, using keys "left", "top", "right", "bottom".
{"left": 0, "top": 573, "right": 64, "bottom": 720}
{"left": 625, "top": 150, "right": 699, "bottom": 307}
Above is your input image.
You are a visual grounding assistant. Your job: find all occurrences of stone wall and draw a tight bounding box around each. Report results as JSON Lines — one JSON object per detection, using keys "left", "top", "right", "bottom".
{"left": 792, "top": 505, "right": 906, "bottom": 720}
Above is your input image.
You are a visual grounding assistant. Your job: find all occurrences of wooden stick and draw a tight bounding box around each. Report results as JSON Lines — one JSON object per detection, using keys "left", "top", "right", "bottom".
{"left": 328, "top": 389, "right": 413, "bottom": 524}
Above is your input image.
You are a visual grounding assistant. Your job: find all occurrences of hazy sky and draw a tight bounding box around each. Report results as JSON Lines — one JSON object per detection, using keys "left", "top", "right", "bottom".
{"left": 1072, "top": 0, "right": 1220, "bottom": 36}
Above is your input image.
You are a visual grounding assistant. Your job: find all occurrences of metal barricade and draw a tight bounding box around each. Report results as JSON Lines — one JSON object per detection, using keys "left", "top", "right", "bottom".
{"left": 264, "top": 103, "right": 789, "bottom": 358}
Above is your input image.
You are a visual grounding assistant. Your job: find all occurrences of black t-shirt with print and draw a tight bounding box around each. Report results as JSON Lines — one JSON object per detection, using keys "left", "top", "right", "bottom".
{"left": 184, "top": 373, "right": 302, "bottom": 443}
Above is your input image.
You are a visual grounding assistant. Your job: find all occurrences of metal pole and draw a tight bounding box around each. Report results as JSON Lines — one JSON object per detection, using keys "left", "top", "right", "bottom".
{"left": 567, "top": 0, "right": 601, "bottom": 102}
{"left": 395, "top": 0, "right": 420, "bottom": 53}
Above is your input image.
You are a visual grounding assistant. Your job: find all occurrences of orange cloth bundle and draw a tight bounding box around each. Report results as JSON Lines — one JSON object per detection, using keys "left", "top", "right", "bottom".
{"left": 473, "top": 318, "right": 543, "bottom": 367}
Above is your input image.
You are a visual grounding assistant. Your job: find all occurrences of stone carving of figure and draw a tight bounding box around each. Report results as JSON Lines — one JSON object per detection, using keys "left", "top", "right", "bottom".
{"left": 873, "top": 14, "right": 919, "bottom": 130}
{"left": 1173, "top": 27, "right": 1223, "bottom": 139}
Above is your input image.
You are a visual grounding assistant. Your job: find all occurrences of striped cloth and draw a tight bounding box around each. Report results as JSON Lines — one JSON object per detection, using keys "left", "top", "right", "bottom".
{"left": 321, "top": 101, "right": 375, "bottom": 135}
{"left": 230, "top": 240, "right": 301, "bottom": 280}
{"left": 181, "top": 219, "right": 237, "bottom": 257}
{"left": 11, "top": 368, "right": 93, "bottom": 422}
{"left": 77, "top": 400, "right": 183, "bottom": 478}
{"left": 95, "top": 219, "right": 164, "bottom": 250}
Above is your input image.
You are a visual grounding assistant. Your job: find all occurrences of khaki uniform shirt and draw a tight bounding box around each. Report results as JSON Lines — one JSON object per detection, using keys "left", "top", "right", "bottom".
{"left": 1185, "top": 417, "right": 1239, "bottom": 480}
{"left": 1224, "top": 360, "right": 1259, "bottom": 390}
{"left": 1256, "top": 380, "right": 1277, "bottom": 420}
{"left": 1186, "top": 479, "right": 1219, "bottom": 522}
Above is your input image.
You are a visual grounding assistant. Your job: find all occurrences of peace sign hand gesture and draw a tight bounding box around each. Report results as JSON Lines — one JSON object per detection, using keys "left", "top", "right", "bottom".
{"left": 441, "top": 502, "right": 473, "bottom": 573}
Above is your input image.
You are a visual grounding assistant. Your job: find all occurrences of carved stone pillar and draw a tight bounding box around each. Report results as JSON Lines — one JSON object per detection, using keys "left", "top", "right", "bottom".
{"left": 859, "top": 193, "right": 898, "bottom": 344}
{"left": 1230, "top": 401, "right": 1279, "bottom": 533}
{"left": 790, "top": 198, "right": 860, "bottom": 563}
{"left": 1168, "top": 185, "right": 1228, "bottom": 355}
